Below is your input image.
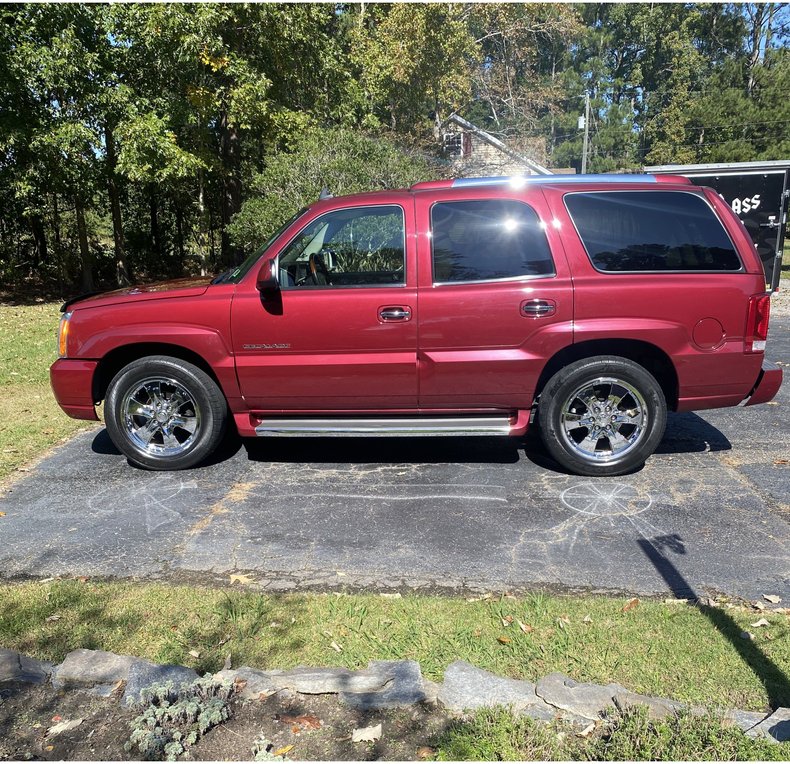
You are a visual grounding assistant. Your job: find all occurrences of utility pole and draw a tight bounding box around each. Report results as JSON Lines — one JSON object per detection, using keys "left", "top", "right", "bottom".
{"left": 581, "top": 91, "right": 590, "bottom": 175}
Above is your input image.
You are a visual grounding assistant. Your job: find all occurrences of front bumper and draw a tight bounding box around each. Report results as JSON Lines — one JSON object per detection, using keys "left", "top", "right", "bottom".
{"left": 50, "top": 359, "right": 99, "bottom": 420}
{"left": 744, "top": 360, "right": 783, "bottom": 406}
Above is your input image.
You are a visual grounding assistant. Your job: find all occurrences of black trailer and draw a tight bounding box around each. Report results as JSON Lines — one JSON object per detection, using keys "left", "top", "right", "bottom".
{"left": 645, "top": 160, "right": 789, "bottom": 291}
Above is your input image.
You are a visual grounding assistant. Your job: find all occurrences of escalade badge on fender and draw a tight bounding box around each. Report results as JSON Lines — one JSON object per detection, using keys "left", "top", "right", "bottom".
{"left": 243, "top": 343, "right": 291, "bottom": 350}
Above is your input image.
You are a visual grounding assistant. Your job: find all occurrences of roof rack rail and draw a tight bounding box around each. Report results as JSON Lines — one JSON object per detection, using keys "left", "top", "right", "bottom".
{"left": 411, "top": 174, "right": 692, "bottom": 191}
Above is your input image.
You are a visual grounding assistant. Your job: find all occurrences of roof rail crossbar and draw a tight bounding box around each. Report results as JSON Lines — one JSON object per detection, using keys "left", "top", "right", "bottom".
{"left": 451, "top": 174, "right": 662, "bottom": 187}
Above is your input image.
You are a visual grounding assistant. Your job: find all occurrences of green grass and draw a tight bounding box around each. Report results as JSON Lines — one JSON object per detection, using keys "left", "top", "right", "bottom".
{"left": 0, "top": 302, "right": 93, "bottom": 481}
{"left": 1, "top": 581, "right": 788, "bottom": 712}
{"left": 435, "top": 705, "right": 790, "bottom": 761}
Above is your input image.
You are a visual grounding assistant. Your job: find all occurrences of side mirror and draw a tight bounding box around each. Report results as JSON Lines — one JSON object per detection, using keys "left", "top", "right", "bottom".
{"left": 256, "top": 259, "right": 279, "bottom": 295}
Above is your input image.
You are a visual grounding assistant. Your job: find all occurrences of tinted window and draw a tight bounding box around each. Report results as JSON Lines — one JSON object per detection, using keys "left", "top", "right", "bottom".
{"left": 279, "top": 206, "right": 405, "bottom": 288}
{"left": 431, "top": 200, "right": 554, "bottom": 283}
{"left": 565, "top": 191, "right": 741, "bottom": 272}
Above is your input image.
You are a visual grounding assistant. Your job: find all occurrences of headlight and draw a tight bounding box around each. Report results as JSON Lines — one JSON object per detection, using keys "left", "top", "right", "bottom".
{"left": 58, "top": 311, "right": 72, "bottom": 358}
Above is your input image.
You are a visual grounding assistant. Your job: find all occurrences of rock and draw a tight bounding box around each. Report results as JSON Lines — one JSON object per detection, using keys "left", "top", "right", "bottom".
{"left": 613, "top": 691, "right": 685, "bottom": 720}
{"left": 214, "top": 667, "right": 279, "bottom": 699}
{"left": 340, "top": 660, "right": 426, "bottom": 710}
{"left": 721, "top": 709, "right": 768, "bottom": 733}
{"left": 536, "top": 673, "right": 627, "bottom": 720}
{"left": 272, "top": 666, "right": 388, "bottom": 694}
{"left": 422, "top": 678, "right": 442, "bottom": 705}
{"left": 53, "top": 649, "right": 135, "bottom": 692}
{"left": 122, "top": 660, "right": 198, "bottom": 707}
{"left": 0, "top": 649, "right": 53, "bottom": 684}
{"left": 747, "top": 707, "right": 790, "bottom": 744}
{"left": 438, "top": 661, "right": 553, "bottom": 717}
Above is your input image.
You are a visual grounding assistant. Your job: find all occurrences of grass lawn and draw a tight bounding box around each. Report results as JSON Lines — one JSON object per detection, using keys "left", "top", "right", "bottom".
{"left": 436, "top": 705, "right": 790, "bottom": 761}
{"left": 0, "top": 581, "right": 788, "bottom": 714}
{"left": 0, "top": 302, "right": 94, "bottom": 482}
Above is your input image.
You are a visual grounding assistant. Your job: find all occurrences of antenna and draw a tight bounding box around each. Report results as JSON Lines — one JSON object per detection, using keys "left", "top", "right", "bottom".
{"left": 319, "top": 187, "right": 333, "bottom": 200}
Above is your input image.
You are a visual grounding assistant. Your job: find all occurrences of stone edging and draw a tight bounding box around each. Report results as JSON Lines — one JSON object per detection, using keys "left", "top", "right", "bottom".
{"left": 1, "top": 648, "right": 788, "bottom": 745}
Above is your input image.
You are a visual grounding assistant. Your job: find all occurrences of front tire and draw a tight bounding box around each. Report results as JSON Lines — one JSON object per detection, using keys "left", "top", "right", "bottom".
{"left": 105, "top": 355, "right": 227, "bottom": 470}
{"left": 537, "top": 356, "right": 667, "bottom": 477}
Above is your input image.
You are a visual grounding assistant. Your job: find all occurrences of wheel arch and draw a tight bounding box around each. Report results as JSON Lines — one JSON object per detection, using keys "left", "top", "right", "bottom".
{"left": 534, "top": 339, "right": 679, "bottom": 411}
{"left": 93, "top": 343, "right": 224, "bottom": 403}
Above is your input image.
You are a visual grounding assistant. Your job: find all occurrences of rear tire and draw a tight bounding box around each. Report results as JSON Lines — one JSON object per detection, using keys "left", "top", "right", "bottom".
{"left": 105, "top": 355, "right": 227, "bottom": 470}
{"left": 537, "top": 355, "right": 667, "bottom": 477}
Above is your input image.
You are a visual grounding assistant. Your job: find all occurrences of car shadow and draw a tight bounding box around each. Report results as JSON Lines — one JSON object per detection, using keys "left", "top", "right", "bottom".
{"left": 90, "top": 410, "right": 731, "bottom": 472}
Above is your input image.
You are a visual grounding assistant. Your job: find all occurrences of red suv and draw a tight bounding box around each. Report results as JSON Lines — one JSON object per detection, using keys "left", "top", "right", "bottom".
{"left": 50, "top": 174, "right": 782, "bottom": 476}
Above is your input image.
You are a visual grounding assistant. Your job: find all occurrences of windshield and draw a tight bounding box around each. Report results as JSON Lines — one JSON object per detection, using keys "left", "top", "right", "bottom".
{"left": 213, "top": 208, "right": 309, "bottom": 285}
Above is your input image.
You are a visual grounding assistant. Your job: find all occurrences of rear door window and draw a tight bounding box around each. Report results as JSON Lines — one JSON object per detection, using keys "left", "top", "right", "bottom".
{"left": 431, "top": 199, "right": 554, "bottom": 283}
{"left": 564, "top": 191, "right": 742, "bottom": 272}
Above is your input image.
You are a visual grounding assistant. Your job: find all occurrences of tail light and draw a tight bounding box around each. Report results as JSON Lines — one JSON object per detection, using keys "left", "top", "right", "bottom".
{"left": 744, "top": 294, "right": 771, "bottom": 353}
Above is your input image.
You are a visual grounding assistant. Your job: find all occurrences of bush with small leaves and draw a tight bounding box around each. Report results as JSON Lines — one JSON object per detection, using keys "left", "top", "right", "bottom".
{"left": 125, "top": 674, "right": 234, "bottom": 761}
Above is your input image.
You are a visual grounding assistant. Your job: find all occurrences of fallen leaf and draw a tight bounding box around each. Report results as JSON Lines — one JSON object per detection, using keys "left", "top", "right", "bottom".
{"left": 516, "top": 619, "right": 533, "bottom": 634}
{"left": 766, "top": 401, "right": 779, "bottom": 405}
{"left": 330, "top": 640, "right": 343, "bottom": 653}
{"left": 352, "top": 723, "right": 382, "bottom": 743}
{"left": 280, "top": 714, "right": 322, "bottom": 731}
{"left": 774, "top": 459, "right": 789, "bottom": 465}
{"left": 501, "top": 615, "right": 513, "bottom": 627}
{"left": 45, "top": 614, "right": 61, "bottom": 623}
{"left": 0, "top": 512, "right": 5, "bottom": 517}
{"left": 47, "top": 719, "right": 83, "bottom": 736}
{"left": 764, "top": 632, "right": 774, "bottom": 641}
{"left": 110, "top": 679, "right": 127, "bottom": 699}
{"left": 622, "top": 597, "right": 640, "bottom": 613}
{"left": 751, "top": 618, "right": 770, "bottom": 627}
{"left": 233, "top": 678, "right": 247, "bottom": 693}
{"left": 188, "top": 649, "right": 200, "bottom": 659}
{"left": 417, "top": 745, "right": 435, "bottom": 759}
{"left": 222, "top": 653, "right": 232, "bottom": 670}
{"left": 763, "top": 594, "right": 782, "bottom": 604}
{"left": 740, "top": 630, "right": 755, "bottom": 641}
{"left": 539, "top": 644, "right": 546, "bottom": 654}
{"left": 322, "top": 630, "right": 333, "bottom": 638}
{"left": 577, "top": 722, "right": 596, "bottom": 738}
{"left": 45, "top": 745, "right": 54, "bottom": 752}
{"left": 582, "top": 614, "right": 593, "bottom": 624}
{"left": 752, "top": 600, "right": 766, "bottom": 611}
{"left": 472, "top": 629, "right": 482, "bottom": 637}
{"left": 51, "top": 715, "right": 62, "bottom": 723}
{"left": 229, "top": 573, "right": 255, "bottom": 585}
{"left": 273, "top": 745, "right": 294, "bottom": 757}
{"left": 76, "top": 576, "right": 89, "bottom": 583}
{"left": 664, "top": 598, "right": 689, "bottom": 605}
{"left": 497, "top": 635, "right": 511, "bottom": 645}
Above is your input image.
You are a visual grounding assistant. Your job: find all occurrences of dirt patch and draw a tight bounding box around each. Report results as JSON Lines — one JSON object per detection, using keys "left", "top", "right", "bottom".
{"left": 0, "top": 681, "right": 452, "bottom": 761}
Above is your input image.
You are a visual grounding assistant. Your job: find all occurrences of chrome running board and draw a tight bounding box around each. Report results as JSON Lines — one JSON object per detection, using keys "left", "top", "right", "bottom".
{"left": 254, "top": 416, "right": 512, "bottom": 437}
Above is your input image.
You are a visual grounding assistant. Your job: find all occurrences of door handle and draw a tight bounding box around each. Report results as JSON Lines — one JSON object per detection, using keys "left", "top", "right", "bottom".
{"left": 521, "top": 298, "right": 556, "bottom": 317}
{"left": 378, "top": 305, "right": 412, "bottom": 322}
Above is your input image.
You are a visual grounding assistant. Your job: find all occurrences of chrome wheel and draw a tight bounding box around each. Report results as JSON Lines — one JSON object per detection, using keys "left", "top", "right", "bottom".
{"left": 559, "top": 376, "right": 648, "bottom": 463}
{"left": 121, "top": 377, "right": 201, "bottom": 457}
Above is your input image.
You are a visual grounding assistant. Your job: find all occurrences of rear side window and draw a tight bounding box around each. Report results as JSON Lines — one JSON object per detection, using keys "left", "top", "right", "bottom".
{"left": 431, "top": 199, "right": 554, "bottom": 283}
{"left": 564, "top": 191, "right": 741, "bottom": 272}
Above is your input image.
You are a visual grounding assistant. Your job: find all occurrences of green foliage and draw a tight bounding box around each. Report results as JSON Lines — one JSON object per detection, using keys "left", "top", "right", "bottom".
{"left": 1, "top": 3, "right": 789, "bottom": 290}
{"left": 436, "top": 705, "right": 790, "bottom": 761}
{"left": 125, "top": 674, "right": 234, "bottom": 761}
{"left": 228, "top": 128, "right": 441, "bottom": 252}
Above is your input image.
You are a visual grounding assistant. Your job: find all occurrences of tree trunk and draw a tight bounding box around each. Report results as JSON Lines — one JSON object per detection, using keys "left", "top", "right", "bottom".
{"left": 197, "top": 169, "right": 209, "bottom": 276}
{"left": 219, "top": 110, "right": 242, "bottom": 267}
{"left": 174, "top": 201, "right": 185, "bottom": 266}
{"left": 30, "top": 213, "right": 47, "bottom": 268}
{"left": 150, "top": 184, "right": 161, "bottom": 262}
{"left": 105, "top": 125, "right": 129, "bottom": 286}
{"left": 74, "top": 195, "right": 94, "bottom": 292}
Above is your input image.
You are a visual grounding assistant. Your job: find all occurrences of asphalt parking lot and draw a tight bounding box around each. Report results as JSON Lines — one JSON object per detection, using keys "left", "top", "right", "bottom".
{"left": 2, "top": 318, "right": 788, "bottom": 601}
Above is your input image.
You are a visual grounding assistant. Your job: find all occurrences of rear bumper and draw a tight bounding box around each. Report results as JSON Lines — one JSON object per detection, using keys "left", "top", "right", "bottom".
{"left": 743, "top": 360, "right": 783, "bottom": 406}
{"left": 50, "top": 359, "right": 99, "bottom": 421}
